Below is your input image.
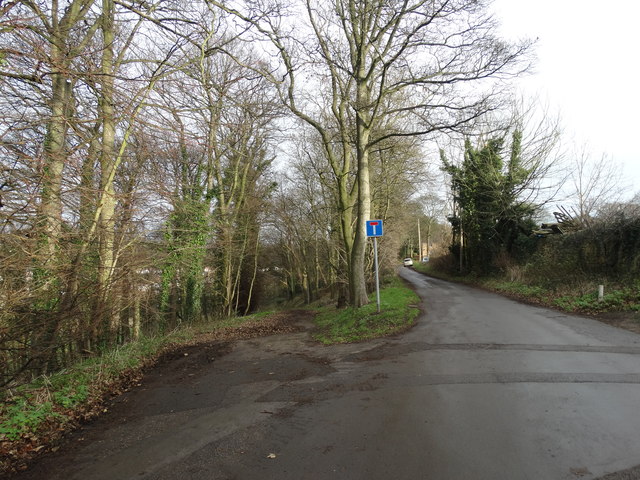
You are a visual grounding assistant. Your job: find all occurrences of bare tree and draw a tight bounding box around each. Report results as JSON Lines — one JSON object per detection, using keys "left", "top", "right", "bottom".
{"left": 140, "top": 28, "right": 281, "bottom": 322}
{"left": 0, "top": 0, "right": 203, "bottom": 381}
{"left": 209, "top": 0, "right": 533, "bottom": 306}
{"left": 567, "top": 146, "right": 628, "bottom": 225}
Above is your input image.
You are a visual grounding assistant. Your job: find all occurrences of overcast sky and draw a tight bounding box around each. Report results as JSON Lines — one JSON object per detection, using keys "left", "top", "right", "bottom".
{"left": 491, "top": 0, "right": 639, "bottom": 196}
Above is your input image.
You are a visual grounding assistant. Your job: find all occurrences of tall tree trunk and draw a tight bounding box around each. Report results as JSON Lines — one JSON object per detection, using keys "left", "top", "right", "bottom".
{"left": 32, "top": 35, "right": 72, "bottom": 372}
{"left": 95, "top": 0, "right": 118, "bottom": 342}
{"left": 40, "top": 71, "right": 67, "bottom": 271}
{"left": 243, "top": 223, "right": 261, "bottom": 315}
{"left": 350, "top": 71, "right": 372, "bottom": 307}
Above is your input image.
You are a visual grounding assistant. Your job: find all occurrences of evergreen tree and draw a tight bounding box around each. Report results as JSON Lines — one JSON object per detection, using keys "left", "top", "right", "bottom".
{"left": 443, "top": 131, "right": 536, "bottom": 274}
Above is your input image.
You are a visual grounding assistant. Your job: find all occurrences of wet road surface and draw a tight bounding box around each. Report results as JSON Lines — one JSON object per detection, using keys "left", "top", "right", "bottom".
{"left": 11, "top": 269, "right": 640, "bottom": 479}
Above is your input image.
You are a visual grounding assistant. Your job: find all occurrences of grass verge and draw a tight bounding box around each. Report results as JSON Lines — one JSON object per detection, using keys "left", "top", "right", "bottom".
{"left": 413, "top": 262, "right": 640, "bottom": 315}
{"left": 313, "top": 277, "right": 421, "bottom": 344}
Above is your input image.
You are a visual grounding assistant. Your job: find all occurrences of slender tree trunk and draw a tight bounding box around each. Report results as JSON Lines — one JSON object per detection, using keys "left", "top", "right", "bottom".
{"left": 32, "top": 35, "right": 72, "bottom": 372}
{"left": 96, "top": 0, "right": 118, "bottom": 341}
{"left": 243, "top": 224, "right": 261, "bottom": 315}
{"left": 129, "top": 289, "right": 141, "bottom": 340}
{"left": 40, "top": 71, "right": 67, "bottom": 269}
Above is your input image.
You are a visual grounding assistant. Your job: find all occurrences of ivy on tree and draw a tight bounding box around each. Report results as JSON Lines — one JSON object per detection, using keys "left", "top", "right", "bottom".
{"left": 443, "top": 131, "right": 537, "bottom": 274}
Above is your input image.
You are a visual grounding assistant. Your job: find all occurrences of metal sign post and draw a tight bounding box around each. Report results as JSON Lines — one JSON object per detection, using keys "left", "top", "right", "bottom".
{"left": 366, "top": 220, "right": 383, "bottom": 313}
{"left": 373, "top": 236, "right": 380, "bottom": 313}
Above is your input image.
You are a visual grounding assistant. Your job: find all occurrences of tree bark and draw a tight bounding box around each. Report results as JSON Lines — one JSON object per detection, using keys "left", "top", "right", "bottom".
{"left": 95, "top": 0, "right": 118, "bottom": 341}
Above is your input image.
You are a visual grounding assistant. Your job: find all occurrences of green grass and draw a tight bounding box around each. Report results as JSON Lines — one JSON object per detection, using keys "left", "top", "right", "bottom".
{"left": 411, "top": 262, "right": 432, "bottom": 275}
{"left": 553, "top": 288, "right": 640, "bottom": 313}
{"left": 313, "top": 277, "right": 420, "bottom": 344}
{"left": 0, "top": 399, "right": 57, "bottom": 442}
{"left": 483, "top": 280, "right": 548, "bottom": 300}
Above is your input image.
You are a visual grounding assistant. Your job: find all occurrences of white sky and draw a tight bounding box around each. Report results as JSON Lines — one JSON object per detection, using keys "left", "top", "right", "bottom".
{"left": 491, "top": 0, "right": 640, "bottom": 196}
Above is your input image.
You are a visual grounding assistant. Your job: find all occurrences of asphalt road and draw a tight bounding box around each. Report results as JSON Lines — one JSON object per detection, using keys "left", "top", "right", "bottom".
{"left": 12, "top": 269, "right": 640, "bottom": 480}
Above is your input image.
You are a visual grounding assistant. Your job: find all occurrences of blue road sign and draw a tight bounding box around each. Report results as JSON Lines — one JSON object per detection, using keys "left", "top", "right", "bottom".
{"left": 366, "top": 219, "right": 383, "bottom": 237}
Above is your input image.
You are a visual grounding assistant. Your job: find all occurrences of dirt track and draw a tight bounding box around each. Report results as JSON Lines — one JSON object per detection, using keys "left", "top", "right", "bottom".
{"left": 7, "top": 309, "right": 381, "bottom": 479}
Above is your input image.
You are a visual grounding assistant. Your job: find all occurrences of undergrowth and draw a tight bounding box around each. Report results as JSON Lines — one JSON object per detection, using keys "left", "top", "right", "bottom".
{"left": 553, "top": 288, "right": 640, "bottom": 313}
